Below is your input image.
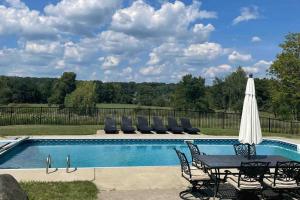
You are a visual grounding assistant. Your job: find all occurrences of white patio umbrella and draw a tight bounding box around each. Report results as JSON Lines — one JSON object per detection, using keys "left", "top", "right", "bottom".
{"left": 238, "top": 74, "right": 262, "bottom": 145}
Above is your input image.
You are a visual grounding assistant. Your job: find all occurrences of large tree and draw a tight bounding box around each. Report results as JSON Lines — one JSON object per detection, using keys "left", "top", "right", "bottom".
{"left": 64, "top": 81, "right": 97, "bottom": 114}
{"left": 269, "top": 33, "right": 300, "bottom": 120}
{"left": 223, "top": 67, "right": 247, "bottom": 112}
{"left": 209, "top": 67, "right": 247, "bottom": 112}
{"left": 0, "top": 77, "right": 12, "bottom": 104}
{"left": 172, "top": 74, "right": 209, "bottom": 111}
{"left": 48, "top": 72, "right": 76, "bottom": 105}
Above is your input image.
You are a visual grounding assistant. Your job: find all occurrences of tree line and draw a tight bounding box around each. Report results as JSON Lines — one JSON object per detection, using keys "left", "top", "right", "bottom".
{"left": 0, "top": 33, "right": 299, "bottom": 120}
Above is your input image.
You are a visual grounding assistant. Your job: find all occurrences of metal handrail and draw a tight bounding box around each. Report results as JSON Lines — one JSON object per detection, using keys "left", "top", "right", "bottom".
{"left": 66, "top": 155, "right": 70, "bottom": 172}
{"left": 46, "top": 154, "right": 51, "bottom": 174}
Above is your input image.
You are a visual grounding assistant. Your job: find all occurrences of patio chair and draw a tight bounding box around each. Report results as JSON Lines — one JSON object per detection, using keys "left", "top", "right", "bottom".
{"left": 152, "top": 116, "right": 167, "bottom": 134}
{"left": 167, "top": 117, "right": 184, "bottom": 134}
{"left": 226, "top": 161, "right": 270, "bottom": 197}
{"left": 104, "top": 117, "right": 118, "bottom": 134}
{"left": 186, "top": 141, "right": 206, "bottom": 169}
{"left": 121, "top": 116, "right": 136, "bottom": 134}
{"left": 233, "top": 143, "right": 256, "bottom": 157}
{"left": 136, "top": 116, "right": 152, "bottom": 133}
{"left": 263, "top": 161, "right": 300, "bottom": 196}
{"left": 180, "top": 118, "right": 200, "bottom": 134}
{"left": 174, "top": 148, "right": 211, "bottom": 193}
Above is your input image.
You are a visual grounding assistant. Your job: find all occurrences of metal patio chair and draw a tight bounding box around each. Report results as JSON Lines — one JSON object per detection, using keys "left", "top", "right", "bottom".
{"left": 263, "top": 161, "right": 300, "bottom": 197}
{"left": 186, "top": 141, "right": 206, "bottom": 169}
{"left": 233, "top": 143, "right": 256, "bottom": 157}
{"left": 226, "top": 161, "right": 270, "bottom": 198}
{"left": 174, "top": 148, "right": 211, "bottom": 194}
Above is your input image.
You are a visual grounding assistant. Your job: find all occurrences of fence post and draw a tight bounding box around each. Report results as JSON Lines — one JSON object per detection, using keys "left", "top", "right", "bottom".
{"left": 10, "top": 107, "right": 13, "bottom": 125}
{"left": 268, "top": 117, "right": 271, "bottom": 133}
{"left": 291, "top": 121, "right": 294, "bottom": 134}
{"left": 96, "top": 108, "right": 99, "bottom": 124}
{"left": 68, "top": 108, "right": 71, "bottom": 125}
{"left": 222, "top": 112, "right": 225, "bottom": 129}
{"left": 40, "top": 107, "right": 42, "bottom": 124}
{"left": 198, "top": 111, "right": 201, "bottom": 128}
{"left": 148, "top": 108, "right": 151, "bottom": 125}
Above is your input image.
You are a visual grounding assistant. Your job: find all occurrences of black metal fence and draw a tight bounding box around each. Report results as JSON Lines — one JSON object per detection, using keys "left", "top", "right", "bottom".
{"left": 0, "top": 107, "right": 299, "bottom": 135}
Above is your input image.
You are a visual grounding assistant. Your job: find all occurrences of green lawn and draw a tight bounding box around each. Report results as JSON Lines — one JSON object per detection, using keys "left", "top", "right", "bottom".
{"left": 20, "top": 181, "right": 98, "bottom": 200}
{"left": 0, "top": 125, "right": 299, "bottom": 139}
{"left": 201, "top": 128, "right": 300, "bottom": 139}
{"left": 0, "top": 125, "right": 99, "bottom": 136}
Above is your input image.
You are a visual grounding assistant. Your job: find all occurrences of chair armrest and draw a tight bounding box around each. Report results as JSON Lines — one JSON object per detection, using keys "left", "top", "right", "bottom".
{"left": 223, "top": 170, "right": 232, "bottom": 182}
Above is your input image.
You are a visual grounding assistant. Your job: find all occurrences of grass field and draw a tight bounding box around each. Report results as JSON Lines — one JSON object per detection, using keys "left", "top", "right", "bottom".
{"left": 201, "top": 128, "right": 300, "bottom": 139}
{"left": 0, "top": 125, "right": 100, "bottom": 136}
{"left": 20, "top": 181, "right": 98, "bottom": 200}
{"left": 0, "top": 125, "right": 299, "bottom": 139}
{"left": 2, "top": 103, "right": 171, "bottom": 109}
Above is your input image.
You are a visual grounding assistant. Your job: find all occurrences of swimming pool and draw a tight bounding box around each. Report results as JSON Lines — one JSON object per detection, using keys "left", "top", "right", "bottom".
{"left": 0, "top": 139, "right": 299, "bottom": 169}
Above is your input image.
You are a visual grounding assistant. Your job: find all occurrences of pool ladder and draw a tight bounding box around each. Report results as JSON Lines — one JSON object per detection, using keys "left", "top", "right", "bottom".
{"left": 46, "top": 154, "right": 76, "bottom": 174}
{"left": 46, "top": 154, "right": 52, "bottom": 174}
{"left": 66, "top": 155, "right": 76, "bottom": 173}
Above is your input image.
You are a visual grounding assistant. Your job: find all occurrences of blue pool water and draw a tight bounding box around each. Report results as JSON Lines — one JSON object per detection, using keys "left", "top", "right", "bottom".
{"left": 0, "top": 139, "right": 299, "bottom": 169}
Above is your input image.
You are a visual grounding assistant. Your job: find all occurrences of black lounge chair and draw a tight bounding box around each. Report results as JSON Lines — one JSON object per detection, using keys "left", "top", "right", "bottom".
{"left": 136, "top": 116, "right": 152, "bottom": 133}
{"left": 167, "top": 117, "right": 184, "bottom": 134}
{"left": 180, "top": 118, "right": 200, "bottom": 134}
{"left": 174, "top": 148, "right": 211, "bottom": 194}
{"left": 233, "top": 143, "right": 256, "bottom": 157}
{"left": 121, "top": 116, "right": 135, "bottom": 134}
{"left": 226, "top": 161, "right": 270, "bottom": 197}
{"left": 104, "top": 117, "right": 118, "bottom": 134}
{"left": 152, "top": 116, "right": 167, "bottom": 134}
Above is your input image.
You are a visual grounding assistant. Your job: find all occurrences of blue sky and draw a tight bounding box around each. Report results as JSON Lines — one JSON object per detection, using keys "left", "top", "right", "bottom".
{"left": 0, "top": 0, "right": 299, "bottom": 83}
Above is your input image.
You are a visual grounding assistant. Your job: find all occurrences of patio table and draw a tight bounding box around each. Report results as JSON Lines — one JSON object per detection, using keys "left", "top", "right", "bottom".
{"left": 197, "top": 155, "right": 290, "bottom": 199}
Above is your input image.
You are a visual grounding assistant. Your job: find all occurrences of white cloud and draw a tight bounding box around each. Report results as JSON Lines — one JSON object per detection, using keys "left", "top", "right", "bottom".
{"left": 203, "top": 64, "right": 232, "bottom": 78}
{"left": 232, "top": 6, "right": 259, "bottom": 25}
{"left": 0, "top": 0, "right": 121, "bottom": 39}
{"left": 44, "top": 0, "right": 121, "bottom": 35}
{"left": 0, "top": 4, "right": 58, "bottom": 39}
{"left": 184, "top": 42, "right": 223, "bottom": 61}
{"left": 5, "top": 0, "right": 26, "bottom": 9}
{"left": 139, "top": 64, "right": 164, "bottom": 76}
{"left": 100, "top": 56, "right": 120, "bottom": 70}
{"left": 243, "top": 60, "right": 272, "bottom": 75}
{"left": 98, "top": 30, "right": 144, "bottom": 55}
{"left": 111, "top": 0, "right": 216, "bottom": 39}
{"left": 122, "top": 66, "right": 132, "bottom": 74}
{"left": 25, "top": 41, "right": 61, "bottom": 54}
{"left": 228, "top": 51, "right": 252, "bottom": 62}
{"left": 251, "top": 36, "right": 261, "bottom": 42}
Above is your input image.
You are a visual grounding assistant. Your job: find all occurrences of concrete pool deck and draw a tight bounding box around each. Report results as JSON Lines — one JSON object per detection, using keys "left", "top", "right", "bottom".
{"left": 0, "top": 131, "right": 300, "bottom": 199}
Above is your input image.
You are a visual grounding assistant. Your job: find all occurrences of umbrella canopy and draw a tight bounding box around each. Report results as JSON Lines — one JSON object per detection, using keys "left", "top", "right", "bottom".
{"left": 238, "top": 75, "right": 262, "bottom": 145}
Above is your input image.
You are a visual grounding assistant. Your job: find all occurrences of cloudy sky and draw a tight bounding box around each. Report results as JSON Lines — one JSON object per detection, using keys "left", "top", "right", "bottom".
{"left": 0, "top": 0, "right": 299, "bottom": 83}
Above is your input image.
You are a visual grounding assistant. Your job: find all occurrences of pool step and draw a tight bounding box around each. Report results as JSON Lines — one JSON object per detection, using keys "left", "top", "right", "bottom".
{"left": 0, "top": 136, "right": 29, "bottom": 155}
